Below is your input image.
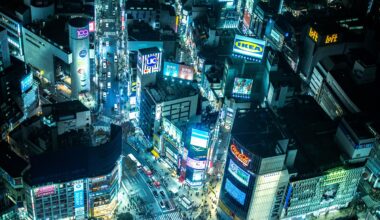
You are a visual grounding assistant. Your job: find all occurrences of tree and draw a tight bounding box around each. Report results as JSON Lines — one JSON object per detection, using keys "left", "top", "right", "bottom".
{"left": 117, "top": 212, "right": 134, "bottom": 220}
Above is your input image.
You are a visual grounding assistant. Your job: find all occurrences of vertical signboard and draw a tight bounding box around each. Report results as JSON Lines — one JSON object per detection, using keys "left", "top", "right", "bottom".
{"left": 74, "top": 180, "right": 85, "bottom": 218}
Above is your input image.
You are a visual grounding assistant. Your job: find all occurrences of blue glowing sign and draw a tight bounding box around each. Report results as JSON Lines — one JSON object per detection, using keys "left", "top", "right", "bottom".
{"left": 79, "top": 49, "right": 87, "bottom": 58}
{"left": 21, "top": 73, "right": 33, "bottom": 93}
{"left": 225, "top": 178, "right": 246, "bottom": 205}
{"left": 147, "top": 55, "right": 158, "bottom": 67}
{"left": 74, "top": 182, "right": 84, "bottom": 208}
{"left": 163, "top": 62, "right": 180, "bottom": 77}
{"left": 190, "top": 129, "right": 209, "bottom": 148}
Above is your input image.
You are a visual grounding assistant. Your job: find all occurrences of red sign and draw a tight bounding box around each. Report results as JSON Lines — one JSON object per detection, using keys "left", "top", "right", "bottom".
{"left": 35, "top": 185, "right": 55, "bottom": 197}
{"left": 89, "top": 21, "right": 95, "bottom": 32}
{"left": 230, "top": 144, "right": 250, "bottom": 167}
{"left": 243, "top": 11, "right": 251, "bottom": 28}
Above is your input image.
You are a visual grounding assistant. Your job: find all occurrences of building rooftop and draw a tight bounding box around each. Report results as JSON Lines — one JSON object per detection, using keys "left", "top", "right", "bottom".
{"left": 0, "top": 142, "right": 28, "bottom": 178}
{"left": 145, "top": 77, "right": 198, "bottom": 103}
{"left": 278, "top": 96, "right": 342, "bottom": 177}
{"left": 325, "top": 53, "right": 380, "bottom": 116}
{"left": 231, "top": 108, "right": 287, "bottom": 158}
{"left": 128, "top": 21, "right": 161, "bottom": 41}
{"left": 138, "top": 47, "right": 161, "bottom": 55}
{"left": 343, "top": 115, "right": 375, "bottom": 140}
{"left": 42, "top": 100, "right": 89, "bottom": 120}
{"left": 24, "top": 125, "right": 122, "bottom": 186}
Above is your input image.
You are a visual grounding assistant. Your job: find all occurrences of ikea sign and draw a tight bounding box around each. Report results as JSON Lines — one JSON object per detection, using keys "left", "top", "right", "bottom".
{"left": 232, "top": 35, "right": 266, "bottom": 61}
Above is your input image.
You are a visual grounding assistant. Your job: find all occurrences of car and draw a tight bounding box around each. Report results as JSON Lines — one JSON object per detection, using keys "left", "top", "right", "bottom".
{"left": 107, "top": 82, "right": 111, "bottom": 89}
{"left": 160, "top": 191, "right": 165, "bottom": 198}
{"left": 114, "top": 103, "right": 118, "bottom": 111}
{"left": 114, "top": 55, "right": 118, "bottom": 62}
{"left": 102, "top": 62, "right": 107, "bottom": 69}
{"left": 103, "top": 92, "right": 107, "bottom": 99}
{"left": 147, "top": 181, "right": 153, "bottom": 188}
{"left": 107, "top": 71, "right": 111, "bottom": 78}
{"left": 165, "top": 200, "right": 170, "bottom": 209}
{"left": 106, "top": 41, "right": 109, "bottom": 46}
{"left": 152, "top": 190, "right": 159, "bottom": 198}
{"left": 153, "top": 181, "right": 160, "bottom": 188}
{"left": 159, "top": 201, "right": 165, "bottom": 209}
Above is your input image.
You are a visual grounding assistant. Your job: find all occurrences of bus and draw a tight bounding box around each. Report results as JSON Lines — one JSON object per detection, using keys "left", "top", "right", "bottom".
{"left": 179, "top": 196, "right": 192, "bottom": 210}
{"left": 142, "top": 166, "right": 152, "bottom": 176}
{"left": 127, "top": 153, "right": 142, "bottom": 168}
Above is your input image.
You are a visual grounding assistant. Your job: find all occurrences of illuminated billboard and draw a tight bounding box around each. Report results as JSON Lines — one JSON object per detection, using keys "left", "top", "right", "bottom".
{"left": 225, "top": 178, "right": 246, "bottom": 205}
{"left": 21, "top": 73, "right": 33, "bottom": 93}
{"left": 74, "top": 181, "right": 85, "bottom": 217}
{"left": 243, "top": 11, "right": 251, "bottom": 28}
{"left": 163, "top": 62, "right": 194, "bottom": 81}
{"left": 186, "top": 157, "right": 207, "bottom": 169}
{"left": 77, "top": 28, "right": 89, "bottom": 39}
{"left": 190, "top": 129, "right": 209, "bottom": 148}
{"left": 138, "top": 52, "right": 162, "bottom": 74}
{"left": 89, "top": 21, "right": 95, "bottom": 32}
{"left": 232, "top": 77, "right": 253, "bottom": 97}
{"left": 232, "top": 35, "right": 266, "bottom": 61}
{"left": 230, "top": 144, "right": 251, "bottom": 167}
{"left": 162, "top": 117, "right": 182, "bottom": 143}
{"left": 228, "top": 160, "right": 250, "bottom": 186}
{"left": 163, "top": 62, "right": 180, "bottom": 77}
{"left": 35, "top": 185, "right": 55, "bottom": 197}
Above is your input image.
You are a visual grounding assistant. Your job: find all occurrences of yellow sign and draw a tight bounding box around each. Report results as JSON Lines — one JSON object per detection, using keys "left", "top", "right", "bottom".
{"left": 234, "top": 40, "right": 263, "bottom": 53}
{"left": 308, "top": 27, "right": 319, "bottom": 43}
{"left": 325, "top": 34, "right": 338, "bottom": 44}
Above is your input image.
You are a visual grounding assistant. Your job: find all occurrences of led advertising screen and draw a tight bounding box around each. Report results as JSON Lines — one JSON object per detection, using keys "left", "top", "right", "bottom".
{"left": 139, "top": 52, "right": 162, "bottom": 74}
{"left": 192, "top": 169, "right": 204, "bottom": 181}
{"left": 179, "top": 65, "right": 194, "bottom": 80}
{"left": 35, "top": 185, "right": 55, "bottom": 197}
{"left": 163, "top": 62, "right": 194, "bottom": 81}
{"left": 190, "top": 129, "right": 209, "bottom": 148}
{"left": 225, "top": 178, "right": 246, "bottom": 205}
{"left": 21, "top": 73, "right": 33, "bottom": 93}
{"left": 163, "top": 62, "right": 180, "bottom": 77}
{"left": 232, "top": 35, "right": 266, "bottom": 61}
{"left": 228, "top": 159, "right": 250, "bottom": 186}
{"left": 232, "top": 78, "right": 253, "bottom": 97}
{"left": 186, "top": 157, "right": 207, "bottom": 170}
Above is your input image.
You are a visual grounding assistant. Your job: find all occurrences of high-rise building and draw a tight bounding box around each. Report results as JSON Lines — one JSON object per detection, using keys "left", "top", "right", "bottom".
{"left": 0, "top": 27, "right": 10, "bottom": 69}
{"left": 139, "top": 77, "right": 198, "bottom": 142}
{"left": 217, "top": 109, "right": 289, "bottom": 220}
{"left": 278, "top": 96, "right": 367, "bottom": 219}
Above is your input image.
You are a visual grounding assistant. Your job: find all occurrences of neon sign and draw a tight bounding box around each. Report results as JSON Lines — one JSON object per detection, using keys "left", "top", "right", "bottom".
{"left": 325, "top": 34, "right": 338, "bottom": 44}
{"left": 230, "top": 144, "right": 250, "bottom": 167}
{"left": 77, "top": 28, "right": 89, "bottom": 39}
{"left": 308, "top": 27, "right": 318, "bottom": 43}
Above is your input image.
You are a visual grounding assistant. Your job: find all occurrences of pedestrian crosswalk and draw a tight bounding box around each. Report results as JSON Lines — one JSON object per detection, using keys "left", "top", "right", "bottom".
{"left": 154, "top": 211, "right": 182, "bottom": 220}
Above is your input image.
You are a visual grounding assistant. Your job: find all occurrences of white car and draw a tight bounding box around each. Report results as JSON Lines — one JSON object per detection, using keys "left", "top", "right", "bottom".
{"left": 106, "top": 41, "right": 109, "bottom": 46}
{"left": 107, "top": 71, "right": 111, "bottom": 78}
{"left": 106, "top": 23, "right": 109, "bottom": 28}
{"left": 114, "top": 104, "right": 118, "bottom": 111}
{"left": 102, "top": 62, "right": 107, "bottom": 69}
{"left": 107, "top": 82, "right": 111, "bottom": 89}
{"left": 103, "top": 92, "right": 107, "bottom": 99}
{"left": 114, "top": 55, "right": 118, "bottom": 62}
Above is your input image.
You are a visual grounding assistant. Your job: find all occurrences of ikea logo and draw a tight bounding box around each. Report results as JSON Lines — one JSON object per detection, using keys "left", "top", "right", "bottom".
{"left": 234, "top": 40, "right": 263, "bottom": 54}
